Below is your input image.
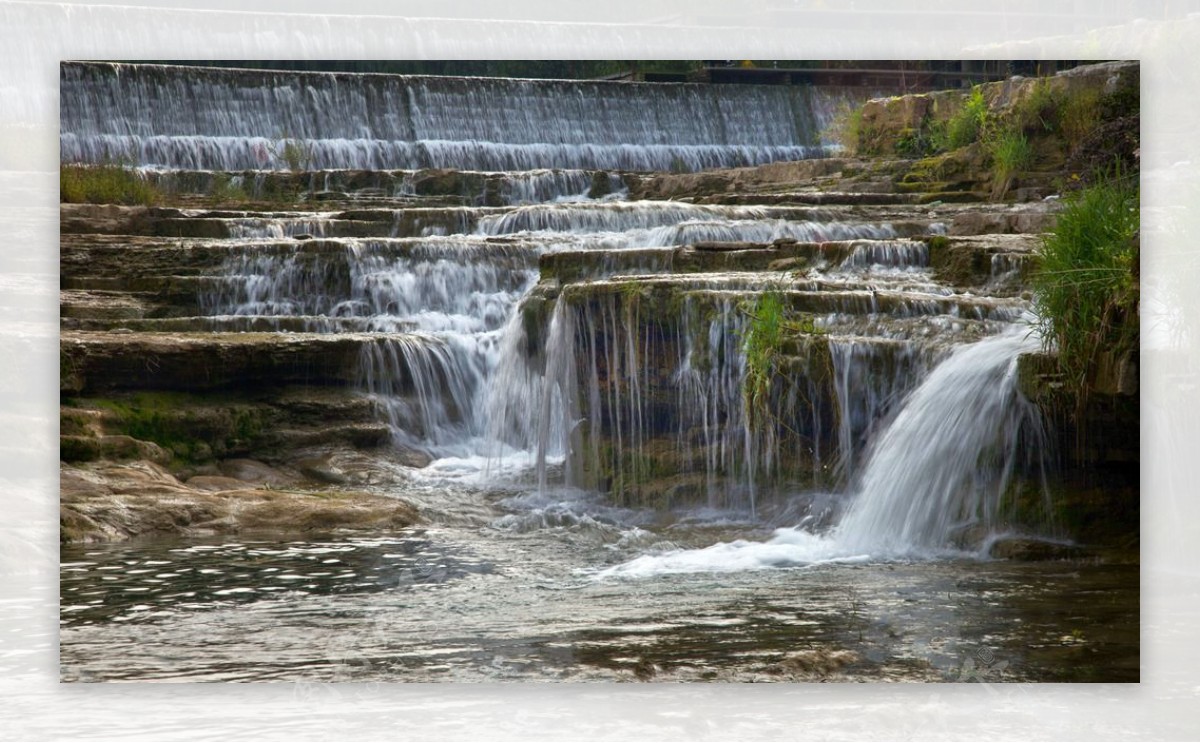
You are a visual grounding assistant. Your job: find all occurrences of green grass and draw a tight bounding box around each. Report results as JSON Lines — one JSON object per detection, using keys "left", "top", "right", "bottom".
{"left": 988, "top": 129, "right": 1034, "bottom": 195}
{"left": 209, "top": 172, "right": 250, "bottom": 203}
{"left": 742, "top": 292, "right": 786, "bottom": 425}
{"left": 61, "top": 163, "right": 160, "bottom": 205}
{"left": 823, "top": 102, "right": 865, "bottom": 153}
{"left": 1013, "top": 79, "right": 1061, "bottom": 134}
{"left": 740, "top": 291, "right": 826, "bottom": 429}
{"left": 1032, "top": 171, "right": 1139, "bottom": 396}
{"left": 945, "top": 87, "right": 989, "bottom": 149}
{"left": 1059, "top": 87, "right": 1102, "bottom": 146}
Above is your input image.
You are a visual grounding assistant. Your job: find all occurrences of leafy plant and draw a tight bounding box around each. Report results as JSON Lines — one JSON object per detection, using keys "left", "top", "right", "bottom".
{"left": 895, "top": 118, "right": 946, "bottom": 159}
{"left": 742, "top": 291, "right": 787, "bottom": 425}
{"left": 823, "top": 101, "right": 864, "bottom": 153}
{"left": 209, "top": 172, "right": 249, "bottom": 204}
{"left": 740, "top": 290, "right": 825, "bottom": 428}
{"left": 270, "top": 133, "right": 316, "bottom": 171}
{"left": 1032, "top": 169, "right": 1139, "bottom": 400}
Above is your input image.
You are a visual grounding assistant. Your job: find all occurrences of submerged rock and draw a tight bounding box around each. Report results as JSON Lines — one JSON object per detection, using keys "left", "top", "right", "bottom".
{"left": 987, "top": 537, "right": 1089, "bottom": 561}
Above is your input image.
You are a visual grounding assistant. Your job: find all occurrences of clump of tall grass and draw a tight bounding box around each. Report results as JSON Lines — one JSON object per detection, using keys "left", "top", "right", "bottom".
{"left": 988, "top": 129, "right": 1034, "bottom": 197}
{"left": 1058, "top": 86, "right": 1102, "bottom": 146}
{"left": 742, "top": 291, "right": 786, "bottom": 425}
{"left": 822, "top": 102, "right": 865, "bottom": 153}
{"left": 1032, "top": 170, "right": 1139, "bottom": 396}
{"left": 740, "top": 290, "right": 825, "bottom": 430}
{"left": 1013, "top": 79, "right": 1061, "bottom": 134}
{"left": 945, "top": 86, "right": 989, "bottom": 149}
{"left": 60, "top": 163, "right": 160, "bottom": 205}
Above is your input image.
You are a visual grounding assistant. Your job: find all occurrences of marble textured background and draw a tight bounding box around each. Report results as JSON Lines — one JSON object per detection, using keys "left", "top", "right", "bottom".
{"left": 2, "top": 1, "right": 1195, "bottom": 739}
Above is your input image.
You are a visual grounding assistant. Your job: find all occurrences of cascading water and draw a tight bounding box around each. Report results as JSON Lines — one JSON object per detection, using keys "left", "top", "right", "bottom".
{"left": 599, "top": 323, "right": 1050, "bottom": 577}
{"left": 57, "top": 61, "right": 1140, "bottom": 685}
{"left": 61, "top": 62, "right": 831, "bottom": 172}
{"left": 70, "top": 61, "right": 1050, "bottom": 556}
{"left": 833, "top": 324, "right": 1049, "bottom": 554}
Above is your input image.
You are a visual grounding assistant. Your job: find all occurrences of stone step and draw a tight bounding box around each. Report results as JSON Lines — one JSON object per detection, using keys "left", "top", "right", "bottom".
{"left": 538, "top": 238, "right": 933, "bottom": 283}
{"left": 555, "top": 274, "right": 1028, "bottom": 322}
{"left": 61, "top": 235, "right": 539, "bottom": 285}
{"left": 61, "top": 314, "right": 421, "bottom": 334}
{"left": 60, "top": 331, "right": 412, "bottom": 395}
{"left": 135, "top": 166, "right": 628, "bottom": 205}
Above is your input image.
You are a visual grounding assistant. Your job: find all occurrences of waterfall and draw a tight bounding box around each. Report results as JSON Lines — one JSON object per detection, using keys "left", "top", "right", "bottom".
{"left": 62, "top": 61, "right": 1050, "bottom": 551}
{"left": 834, "top": 325, "right": 1048, "bottom": 554}
{"left": 60, "top": 62, "right": 830, "bottom": 172}
{"left": 597, "top": 326, "right": 1050, "bottom": 577}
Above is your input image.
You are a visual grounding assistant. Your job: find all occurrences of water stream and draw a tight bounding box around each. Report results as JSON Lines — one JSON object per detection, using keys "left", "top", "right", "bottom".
{"left": 58, "top": 64, "right": 1136, "bottom": 682}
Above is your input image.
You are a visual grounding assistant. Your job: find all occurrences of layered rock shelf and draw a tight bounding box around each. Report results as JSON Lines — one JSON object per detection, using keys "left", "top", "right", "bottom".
{"left": 60, "top": 60, "right": 1139, "bottom": 548}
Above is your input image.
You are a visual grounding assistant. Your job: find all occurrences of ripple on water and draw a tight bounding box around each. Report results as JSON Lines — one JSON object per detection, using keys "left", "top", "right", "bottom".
{"left": 59, "top": 531, "right": 493, "bottom": 626}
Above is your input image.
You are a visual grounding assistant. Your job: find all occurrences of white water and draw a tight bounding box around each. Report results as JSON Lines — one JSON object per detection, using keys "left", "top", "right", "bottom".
{"left": 60, "top": 62, "right": 832, "bottom": 172}
{"left": 834, "top": 324, "right": 1047, "bottom": 553}
{"left": 598, "top": 324, "right": 1048, "bottom": 577}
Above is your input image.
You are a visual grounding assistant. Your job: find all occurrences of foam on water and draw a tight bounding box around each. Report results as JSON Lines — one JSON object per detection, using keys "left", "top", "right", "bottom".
{"left": 594, "top": 527, "right": 870, "bottom": 579}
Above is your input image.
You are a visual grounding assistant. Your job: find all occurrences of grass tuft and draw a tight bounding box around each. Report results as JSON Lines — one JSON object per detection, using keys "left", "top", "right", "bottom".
{"left": 988, "top": 129, "right": 1034, "bottom": 197}
{"left": 945, "top": 87, "right": 989, "bottom": 149}
{"left": 61, "top": 163, "right": 160, "bottom": 205}
{"left": 1032, "top": 170, "right": 1139, "bottom": 397}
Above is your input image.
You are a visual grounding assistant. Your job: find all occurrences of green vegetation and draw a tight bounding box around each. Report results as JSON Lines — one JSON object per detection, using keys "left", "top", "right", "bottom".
{"left": 1058, "top": 87, "right": 1102, "bottom": 145}
{"left": 85, "top": 392, "right": 269, "bottom": 464}
{"left": 824, "top": 102, "right": 865, "bottom": 152}
{"left": 987, "top": 130, "right": 1034, "bottom": 196}
{"left": 945, "top": 86, "right": 989, "bottom": 148}
{"left": 1031, "top": 170, "right": 1139, "bottom": 397}
{"left": 61, "top": 163, "right": 160, "bottom": 205}
{"left": 742, "top": 292, "right": 787, "bottom": 425}
{"left": 209, "top": 172, "right": 250, "bottom": 203}
{"left": 271, "top": 135, "right": 315, "bottom": 172}
{"left": 740, "top": 291, "right": 825, "bottom": 428}
{"left": 1013, "top": 79, "right": 1061, "bottom": 134}
{"left": 894, "top": 119, "right": 946, "bottom": 159}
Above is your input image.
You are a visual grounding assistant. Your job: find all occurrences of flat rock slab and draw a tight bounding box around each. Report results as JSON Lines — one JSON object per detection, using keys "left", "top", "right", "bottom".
{"left": 61, "top": 460, "right": 419, "bottom": 543}
{"left": 60, "top": 331, "right": 385, "bottom": 394}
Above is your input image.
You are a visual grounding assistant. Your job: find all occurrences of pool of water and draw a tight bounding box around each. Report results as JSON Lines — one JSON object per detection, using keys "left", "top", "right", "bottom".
{"left": 59, "top": 482, "right": 1138, "bottom": 683}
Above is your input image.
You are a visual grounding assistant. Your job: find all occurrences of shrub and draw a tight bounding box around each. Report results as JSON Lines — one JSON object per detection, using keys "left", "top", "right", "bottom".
{"left": 895, "top": 117, "right": 946, "bottom": 159}
{"left": 270, "top": 134, "right": 315, "bottom": 171}
{"left": 60, "top": 163, "right": 160, "bottom": 205}
{"left": 209, "top": 172, "right": 250, "bottom": 204}
{"left": 823, "top": 102, "right": 865, "bottom": 153}
{"left": 1032, "top": 171, "right": 1139, "bottom": 396}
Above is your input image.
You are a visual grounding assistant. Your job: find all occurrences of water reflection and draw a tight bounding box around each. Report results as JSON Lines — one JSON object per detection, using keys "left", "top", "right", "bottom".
{"left": 60, "top": 531, "right": 493, "bottom": 626}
